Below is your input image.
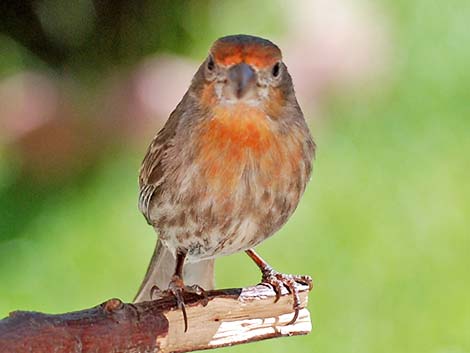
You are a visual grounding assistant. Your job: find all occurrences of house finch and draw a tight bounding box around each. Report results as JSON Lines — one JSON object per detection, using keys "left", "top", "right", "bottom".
{"left": 134, "top": 34, "right": 315, "bottom": 331}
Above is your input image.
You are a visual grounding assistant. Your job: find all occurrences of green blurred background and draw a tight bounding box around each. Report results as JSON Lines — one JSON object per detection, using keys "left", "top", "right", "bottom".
{"left": 1, "top": 0, "right": 469, "bottom": 352}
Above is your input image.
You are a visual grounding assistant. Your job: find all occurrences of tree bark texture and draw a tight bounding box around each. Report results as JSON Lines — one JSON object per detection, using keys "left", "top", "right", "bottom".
{"left": 0, "top": 283, "right": 312, "bottom": 353}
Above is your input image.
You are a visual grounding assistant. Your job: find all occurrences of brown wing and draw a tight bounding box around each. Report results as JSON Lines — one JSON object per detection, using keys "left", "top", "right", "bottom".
{"left": 139, "top": 109, "right": 180, "bottom": 224}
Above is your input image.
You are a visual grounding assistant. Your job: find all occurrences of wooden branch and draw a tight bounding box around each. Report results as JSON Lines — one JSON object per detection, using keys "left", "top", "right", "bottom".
{"left": 0, "top": 283, "right": 312, "bottom": 353}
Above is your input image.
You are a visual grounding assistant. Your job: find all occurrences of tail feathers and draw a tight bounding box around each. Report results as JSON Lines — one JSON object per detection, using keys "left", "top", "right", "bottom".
{"left": 134, "top": 240, "right": 215, "bottom": 303}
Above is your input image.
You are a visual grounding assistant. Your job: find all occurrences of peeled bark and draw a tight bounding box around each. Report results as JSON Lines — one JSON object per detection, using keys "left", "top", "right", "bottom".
{"left": 0, "top": 283, "right": 312, "bottom": 353}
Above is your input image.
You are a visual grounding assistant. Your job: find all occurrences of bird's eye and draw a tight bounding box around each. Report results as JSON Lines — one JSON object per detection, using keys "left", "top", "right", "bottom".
{"left": 207, "top": 56, "right": 215, "bottom": 71}
{"left": 272, "top": 62, "right": 281, "bottom": 77}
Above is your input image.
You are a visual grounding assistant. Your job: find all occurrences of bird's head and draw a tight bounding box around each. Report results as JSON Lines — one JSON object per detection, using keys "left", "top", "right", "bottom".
{"left": 192, "top": 35, "right": 295, "bottom": 115}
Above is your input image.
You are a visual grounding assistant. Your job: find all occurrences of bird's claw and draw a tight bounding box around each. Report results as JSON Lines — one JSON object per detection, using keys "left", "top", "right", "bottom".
{"left": 150, "top": 275, "right": 208, "bottom": 332}
{"left": 260, "top": 267, "right": 313, "bottom": 325}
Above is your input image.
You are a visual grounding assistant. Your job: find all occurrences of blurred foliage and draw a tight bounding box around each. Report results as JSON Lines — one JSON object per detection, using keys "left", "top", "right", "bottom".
{"left": 1, "top": 0, "right": 470, "bottom": 352}
{"left": 1, "top": 0, "right": 194, "bottom": 71}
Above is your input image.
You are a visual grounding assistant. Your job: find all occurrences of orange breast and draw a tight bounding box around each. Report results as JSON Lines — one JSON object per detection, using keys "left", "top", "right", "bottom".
{"left": 194, "top": 104, "right": 301, "bottom": 197}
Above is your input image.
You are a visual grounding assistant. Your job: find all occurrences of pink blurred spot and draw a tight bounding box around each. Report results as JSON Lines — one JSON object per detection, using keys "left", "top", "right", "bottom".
{"left": 134, "top": 55, "right": 198, "bottom": 119}
{"left": 0, "top": 72, "right": 59, "bottom": 142}
{"left": 279, "top": 0, "right": 391, "bottom": 113}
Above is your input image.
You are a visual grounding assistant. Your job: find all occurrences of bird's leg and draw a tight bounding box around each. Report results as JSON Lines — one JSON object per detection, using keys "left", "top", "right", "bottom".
{"left": 245, "top": 248, "right": 313, "bottom": 325}
{"left": 150, "top": 249, "right": 208, "bottom": 332}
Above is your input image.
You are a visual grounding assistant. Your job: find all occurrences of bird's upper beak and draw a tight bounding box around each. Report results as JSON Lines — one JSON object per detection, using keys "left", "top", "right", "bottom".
{"left": 227, "top": 63, "right": 256, "bottom": 99}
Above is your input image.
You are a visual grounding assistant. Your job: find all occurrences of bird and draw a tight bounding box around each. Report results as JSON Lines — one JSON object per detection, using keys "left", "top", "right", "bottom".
{"left": 134, "top": 34, "right": 315, "bottom": 331}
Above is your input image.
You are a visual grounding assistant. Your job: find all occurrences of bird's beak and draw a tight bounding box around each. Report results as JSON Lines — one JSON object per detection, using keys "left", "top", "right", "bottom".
{"left": 228, "top": 63, "right": 256, "bottom": 99}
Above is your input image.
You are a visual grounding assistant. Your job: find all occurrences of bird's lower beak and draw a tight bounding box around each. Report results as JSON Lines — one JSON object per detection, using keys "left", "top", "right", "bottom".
{"left": 228, "top": 63, "right": 256, "bottom": 99}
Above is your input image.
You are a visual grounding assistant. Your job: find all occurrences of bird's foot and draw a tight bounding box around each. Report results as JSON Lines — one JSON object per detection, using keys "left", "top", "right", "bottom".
{"left": 150, "top": 275, "right": 208, "bottom": 332}
{"left": 260, "top": 266, "right": 313, "bottom": 325}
